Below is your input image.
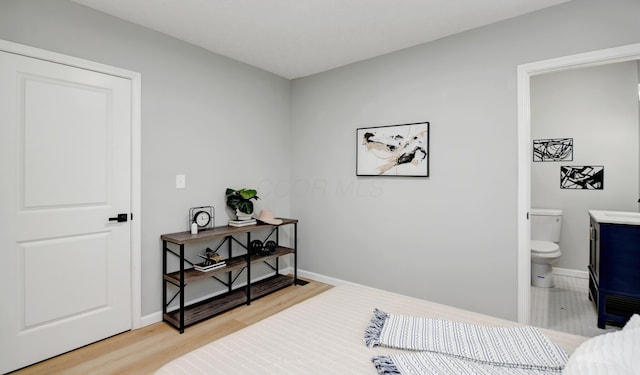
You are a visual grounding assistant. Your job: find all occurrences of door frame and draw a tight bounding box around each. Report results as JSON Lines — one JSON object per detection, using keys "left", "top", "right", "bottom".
{"left": 516, "top": 42, "right": 640, "bottom": 324}
{"left": 0, "top": 39, "right": 143, "bottom": 329}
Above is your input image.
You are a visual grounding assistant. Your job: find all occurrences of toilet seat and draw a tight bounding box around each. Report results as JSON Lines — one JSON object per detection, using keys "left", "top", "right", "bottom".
{"left": 531, "top": 240, "right": 559, "bottom": 253}
{"left": 531, "top": 240, "right": 561, "bottom": 259}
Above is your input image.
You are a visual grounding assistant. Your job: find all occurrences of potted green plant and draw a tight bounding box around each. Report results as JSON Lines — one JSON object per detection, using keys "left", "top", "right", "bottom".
{"left": 225, "top": 188, "right": 259, "bottom": 220}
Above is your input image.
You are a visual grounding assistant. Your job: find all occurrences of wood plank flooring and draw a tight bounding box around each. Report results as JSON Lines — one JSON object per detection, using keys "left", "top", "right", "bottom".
{"left": 10, "top": 278, "right": 332, "bottom": 375}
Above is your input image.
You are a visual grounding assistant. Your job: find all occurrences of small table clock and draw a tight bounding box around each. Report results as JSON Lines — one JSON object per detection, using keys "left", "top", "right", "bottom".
{"left": 189, "top": 206, "right": 214, "bottom": 231}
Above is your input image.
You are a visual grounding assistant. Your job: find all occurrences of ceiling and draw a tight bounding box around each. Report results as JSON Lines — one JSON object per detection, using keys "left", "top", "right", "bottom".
{"left": 71, "top": 0, "right": 571, "bottom": 79}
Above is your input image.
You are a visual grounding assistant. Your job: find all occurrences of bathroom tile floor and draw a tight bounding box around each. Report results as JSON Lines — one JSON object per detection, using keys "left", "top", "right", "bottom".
{"left": 530, "top": 274, "right": 619, "bottom": 337}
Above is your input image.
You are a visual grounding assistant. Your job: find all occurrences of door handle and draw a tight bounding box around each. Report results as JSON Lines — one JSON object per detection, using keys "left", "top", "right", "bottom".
{"left": 108, "top": 213, "right": 129, "bottom": 223}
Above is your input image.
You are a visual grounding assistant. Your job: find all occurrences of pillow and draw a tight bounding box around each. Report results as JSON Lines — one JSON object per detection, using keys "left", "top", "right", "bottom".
{"left": 624, "top": 314, "right": 640, "bottom": 329}
{"left": 562, "top": 314, "right": 640, "bottom": 375}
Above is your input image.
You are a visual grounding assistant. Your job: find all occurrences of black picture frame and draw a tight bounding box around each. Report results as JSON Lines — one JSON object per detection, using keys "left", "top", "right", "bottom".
{"left": 560, "top": 166, "right": 604, "bottom": 190}
{"left": 356, "top": 122, "right": 429, "bottom": 177}
{"left": 533, "top": 138, "right": 573, "bottom": 162}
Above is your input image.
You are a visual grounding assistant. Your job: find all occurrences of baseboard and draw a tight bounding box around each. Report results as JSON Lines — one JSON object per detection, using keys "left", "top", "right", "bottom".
{"left": 140, "top": 267, "right": 587, "bottom": 329}
{"left": 280, "top": 267, "right": 353, "bottom": 287}
{"left": 296, "top": 269, "right": 385, "bottom": 292}
{"left": 553, "top": 267, "right": 588, "bottom": 279}
{"left": 297, "top": 269, "right": 348, "bottom": 286}
{"left": 140, "top": 311, "right": 163, "bottom": 327}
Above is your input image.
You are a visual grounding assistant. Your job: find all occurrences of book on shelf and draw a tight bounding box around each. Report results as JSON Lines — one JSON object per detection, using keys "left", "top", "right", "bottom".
{"left": 194, "top": 261, "right": 226, "bottom": 272}
{"left": 195, "top": 259, "right": 226, "bottom": 266}
{"left": 228, "top": 219, "right": 257, "bottom": 227}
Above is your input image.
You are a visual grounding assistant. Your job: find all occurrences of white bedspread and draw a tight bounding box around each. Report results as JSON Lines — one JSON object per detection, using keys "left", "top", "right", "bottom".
{"left": 155, "top": 284, "right": 587, "bottom": 375}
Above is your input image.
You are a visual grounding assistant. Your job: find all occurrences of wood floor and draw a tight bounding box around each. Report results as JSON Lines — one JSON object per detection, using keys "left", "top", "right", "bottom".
{"left": 11, "top": 278, "right": 332, "bottom": 375}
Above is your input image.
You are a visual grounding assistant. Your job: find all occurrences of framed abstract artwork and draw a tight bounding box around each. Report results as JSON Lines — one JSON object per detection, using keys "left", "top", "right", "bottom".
{"left": 533, "top": 138, "right": 573, "bottom": 162}
{"left": 356, "top": 122, "right": 429, "bottom": 177}
{"left": 560, "top": 166, "right": 604, "bottom": 190}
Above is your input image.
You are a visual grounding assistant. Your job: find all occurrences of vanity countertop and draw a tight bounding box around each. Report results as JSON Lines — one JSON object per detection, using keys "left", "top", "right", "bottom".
{"left": 589, "top": 210, "right": 640, "bottom": 226}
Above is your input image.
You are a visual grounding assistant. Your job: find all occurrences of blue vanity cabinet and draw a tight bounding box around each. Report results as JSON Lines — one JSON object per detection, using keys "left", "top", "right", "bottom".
{"left": 588, "top": 218, "right": 640, "bottom": 328}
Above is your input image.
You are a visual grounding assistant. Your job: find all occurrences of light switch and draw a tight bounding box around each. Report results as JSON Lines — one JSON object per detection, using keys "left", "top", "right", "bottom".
{"left": 176, "top": 174, "right": 186, "bottom": 189}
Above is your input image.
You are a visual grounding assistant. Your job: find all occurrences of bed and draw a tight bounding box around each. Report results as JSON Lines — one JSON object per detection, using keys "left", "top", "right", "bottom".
{"left": 155, "top": 284, "right": 635, "bottom": 374}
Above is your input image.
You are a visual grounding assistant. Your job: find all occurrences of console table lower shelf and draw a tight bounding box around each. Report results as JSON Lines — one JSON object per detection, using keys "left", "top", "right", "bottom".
{"left": 163, "top": 274, "right": 295, "bottom": 330}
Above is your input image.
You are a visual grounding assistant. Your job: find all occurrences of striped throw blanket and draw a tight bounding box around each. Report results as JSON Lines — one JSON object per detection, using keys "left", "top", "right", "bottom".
{"left": 365, "top": 309, "right": 569, "bottom": 375}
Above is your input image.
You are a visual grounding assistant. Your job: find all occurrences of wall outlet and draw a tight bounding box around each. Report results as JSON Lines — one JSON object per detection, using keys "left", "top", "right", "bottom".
{"left": 176, "top": 174, "right": 186, "bottom": 189}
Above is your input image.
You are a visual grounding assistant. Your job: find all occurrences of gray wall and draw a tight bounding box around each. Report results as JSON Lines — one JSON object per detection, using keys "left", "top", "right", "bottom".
{"left": 531, "top": 62, "right": 640, "bottom": 272}
{"left": 1, "top": 0, "right": 640, "bottom": 322}
{"left": 290, "top": 0, "right": 640, "bottom": 320}
{"left": 0, "top": 0, "right": 292, "bottom": 316}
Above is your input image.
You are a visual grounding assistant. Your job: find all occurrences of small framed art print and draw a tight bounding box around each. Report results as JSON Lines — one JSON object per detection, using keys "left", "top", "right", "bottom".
{"left": 532, "top": 138, "right": 573, "bottom": 162}
{"left": 356, "top": 122, "right": 429, "bottom": 177}
{"left": 560, "top": 166, "right": 604, "bottom": 190}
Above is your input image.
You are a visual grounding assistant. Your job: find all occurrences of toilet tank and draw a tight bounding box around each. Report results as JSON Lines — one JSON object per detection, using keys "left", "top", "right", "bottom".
{"left": 531, "top": 208, "right": 563, "bottom": 242}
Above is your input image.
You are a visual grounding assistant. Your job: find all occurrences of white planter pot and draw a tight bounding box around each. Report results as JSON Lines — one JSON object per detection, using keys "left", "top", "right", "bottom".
{"left": 235, "top": 209, "right": 253, "bottom": 221}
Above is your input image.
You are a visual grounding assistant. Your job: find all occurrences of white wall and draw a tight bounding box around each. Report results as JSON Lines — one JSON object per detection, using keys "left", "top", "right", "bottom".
{"left": 290, "top": 0, "right": 640, "bottom": 320}
{"left": 0, "top": 0, "right": 292, "bottom": 316}
{"left": 531, "top": 62, "right": 640, "bottom": 272}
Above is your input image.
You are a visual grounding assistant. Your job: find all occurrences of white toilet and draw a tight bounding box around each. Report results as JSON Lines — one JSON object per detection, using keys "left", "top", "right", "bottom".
{"left": 531, "top": 208, "right": 563, "bottom": 288}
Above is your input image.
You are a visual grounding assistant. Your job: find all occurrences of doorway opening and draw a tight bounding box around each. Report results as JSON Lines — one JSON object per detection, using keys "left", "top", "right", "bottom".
{"left": 517, "top": 43, "right": 640, "bottom": 325}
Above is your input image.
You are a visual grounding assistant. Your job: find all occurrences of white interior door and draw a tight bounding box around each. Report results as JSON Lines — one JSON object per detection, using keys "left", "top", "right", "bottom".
{"left": 0, "top": 50, "right": 132, "bottom": 373}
